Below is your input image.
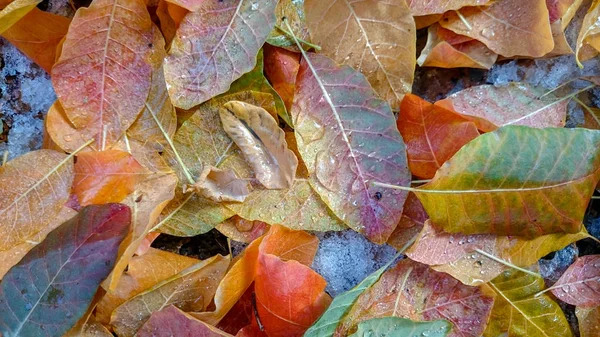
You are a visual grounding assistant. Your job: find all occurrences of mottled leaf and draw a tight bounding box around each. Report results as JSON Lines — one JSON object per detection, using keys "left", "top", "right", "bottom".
{"left": 549, "top": 255, "right": 600, "bottom": 307}
{"left": 185, "top": 166, "right": 250, "bottom": 203}
{"left": 51, "top": 0, "right": 155, "bottom": 148}
{"left": 220, "top": 101, "right": 298, "bottom": 189}
{"left": 137, "top": 305, "right": 233, "bottom": 337}
{"left": 305, "top": 0, "right": 416, "bottom": 106}
{"left": 0, "top": 149, "right": 74, "bottom": 250}
{"left": 439, "top": 0, "right": 554, "bottom": 57}
{"left": 73, "top": 150, "right": 147, "bottom": 206}
{"left": 576, "top": 305, "right": 600, "bottom": 337}
{"left": 406, "top": 0, "right": 492, "bottom": 16}
{"left": 163, "top": 0, "right": 277, "bottom": 109}
{"left": 349, "top": 317, "right": 451, "bottom": 337}
{"left": 1, "top": 8, "right": 70, "bottom": 72}
{"left": 0, "top": 0, "right": 40, "bottom": 34}
{"left": 337, "top": 259, "right": 495, "bottom": 337}
{"left": 435, "top": 83, "right": 569, "bottom": 132}
{"left": 484, "top": 270, "right": 573, "bottom": 337}
{"left": 225, "top": 179, "right": 346, "bottom": 231}
{"left": 110, "top": 254, "right": 229, "bottom": 337}
{"left": 292, "top": 53, "right": 410, "bottom": 243}
{"left": 0, "top": 204, "right": 131, "bottom": 337}
{"left": 576, "top": 0, "right": 600, "bottom": 66}
{"left": 414, "top": 126, "right": 600, "bottom": 237}
{"left": 417, "top": 24, "right": 497, "bottom": 69}
{"left": 398, "top": 93, "right": 479, "bottom": 179}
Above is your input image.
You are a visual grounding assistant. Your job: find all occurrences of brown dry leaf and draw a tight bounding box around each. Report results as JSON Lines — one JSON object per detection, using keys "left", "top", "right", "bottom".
{"left": 547, "top": 20, "right": 575, "bottom": 57}
{"left": 73, "top": 150, "right": 148, "bottom": 206}
{"left": 0, "top": 0, "right": 40, "bottom": 34}
{"left": 103, "top": 173, "right": 178, "bottom": 291}
{"left": 305, "top": 0, "right": 416, "bottom": 106}
{"left": 220, "top": 101, "right": 298, "bottom": 189}
{"left": 418, "top": 24, "right": 498, "bottom": 69}
{"left": 0, "top": 149, "right": 74, "bottom": 251}
{"left": 1, "top": 8, "right": 70, "bottom": 72}
{"left": 439, "top": 0, "right": 554, "bottom": 58}
{"left": 155, "top": 0, "right": 177, "bottom": 45}
{"left": 576, "top": 306, "right": 600, "bottom": 337}
{"left": 110, "top": 254, "right": 229, "bottom": 336}
{"left": 163, "top": 0, "right": 277, "bottom": 109}
{"left": 0, "top": 206, "right": 76, "bottom": 280}
{"left": 406, "top": 0, "right": 492, "bottom": 16}
{"left": 96, "top": 248, "right": 199, "bottom": 324}
{"left": 576, "top": 0, "right": 600, "bottom": 66}
{"left": 225, "top": 179, "right": 347, "bottom": 231}
{"left": 137, "top": 305, "right": 234, "bottom": 337}
{"left": 51, "top": 0, "right": 156, "bottom": 149}
{"left": 414, "top": 14, "right": 442, "bottom": 29}
{"left": 185, "top": 166, "right": 250, "bottom": 203}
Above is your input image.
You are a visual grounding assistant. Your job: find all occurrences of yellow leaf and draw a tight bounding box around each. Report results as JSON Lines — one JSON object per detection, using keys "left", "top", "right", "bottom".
{"left": 0, "top": 0, "right": 40, "bottom": 34}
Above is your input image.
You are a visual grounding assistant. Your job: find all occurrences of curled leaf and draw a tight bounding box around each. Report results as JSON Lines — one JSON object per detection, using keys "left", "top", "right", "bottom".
{"left": 185, "top": 166, "right": 250, "bottom": 203}
{"left": 305, "top": 0, "right": 416, "bottom": 106}
{"left": 0, "top": 149, "right": 74, "bottom": 251}
{"left": 576, "top": 0, "right": 600, "bottom": 66}
{"left": 220, "top": 101, "right": 298, "bottom": 189}
{"left": 0, "top": 204, "right": 131, "bottom": 337}
{"left": 292, "top": 53, "right": 411, "bottom": 243}
{"left": 164, "top": 0, "right": 277, "bottom": 109}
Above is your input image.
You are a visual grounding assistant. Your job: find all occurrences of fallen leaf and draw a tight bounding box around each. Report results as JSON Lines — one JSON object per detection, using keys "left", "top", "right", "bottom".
{"left": 263, "top": 44, "right": 300, "bottom": 112}
{"left": 547, "top": 20, "right": 575, "bottom": 57}
{"left": 186, "top": 166, "right": 250, "bottom": 203}
{"left": 0, "top": 8, "right": 70, "bottom": 72}
{"left": 292, "top": 53, "right": 411, "bottom": 243}
{"left": 104, "top": 173, "right": 178, "bottom": 291}
{"left": 484, "top": 270, "right": 573, "bottom": 337}
{"left": 215, "top": 286, "right": 254, "bottom": 334}
{"left": 397, "top": 93, "right": 480, "bottom": 179}
{"left": 96, "top": 247, "right": 199, "bottom": 324}
{"left": 0, "top": 0, "right": 40, "bottom": 34}
{"left": 266, "top": 0, "right": 311, "bottom": 51}
{"left": 163, "top": 0, "right": 277, "bottom": 109}
{"left": 155, "top": 0, "right": 177, "bottom": 44}
{"left": 547, "top": 0, "right": 584, "bottom": 26}
{"left": 45, "top": 100, "right": 91, "bottom": 153}
{"left": 51, "top": 0, "right": 155, "bottom": 149}
{"left": 417, "top": 24, "right": 498, "bottom": 69}
{"left": 110, "top": 254, "right": 229, "bottom": 337}
{"left": 435, "top": 83, "right": 569, "bottom": 132}
{"left": 137, "top": 305, "right": 233, "bottom": 337}
{"left": 386, "top": 193, "right": 428, "bottom": 251}
{"left": 224, "top": 179, "right": 346, "bottom": 231}
{"left": 549, "top": 255, "right": 600, "bottom": 307}
{"left": 0, "top": 207, "right": 76, "bottom": 280}
{"left": 439, "top": 0, "right": 554, "bottom": 58}
{"left": 349, "top": 317, "right": 451, "bottom": 337}
{"left": 224, "top": 48, "right": 291, "bottom": 127}
{"left": 220, "top": 101, "right": 298, "bottom": 189}
{"left": 414, "top": 126, "right": 600, "bottom": 237}
{"left": 73, "top": 150, "right": 147, "bottom": 206}
{"left": 0, "top": 204, "right": 131, "bottom": 337}
{"left": 576, "top": 0, "right": 600, "bottom": 66}
{"left": 0, "top": 149, "right": 74, "bottom": 251}
{"left": 576, "top": 305, "right": 600, "bottom": 337}
{"left": 216, "top": 216, "right": 270, "bottom": 243}
{"left": 414, "top": 14, "right": 442, "bottom": 29}
{"left": 406, "top": 0, "right": 492, "bottom": 16}
{"left": 337, "top": 259, "right": 495, "bottom": 337}
{"left": 305, "top": 0, "right": 416, "bottom": 106}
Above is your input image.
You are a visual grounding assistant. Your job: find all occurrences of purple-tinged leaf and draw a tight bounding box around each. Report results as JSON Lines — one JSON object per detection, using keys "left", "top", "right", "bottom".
{"left": 550, "top": 255, "right": 600, "bottom": 307}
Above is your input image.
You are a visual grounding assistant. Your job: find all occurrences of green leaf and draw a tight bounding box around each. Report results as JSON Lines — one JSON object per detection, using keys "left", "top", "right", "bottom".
{"left": 0, "top": 204, "right": 131, "bottom": 337}
{"left": 224, "top": 49, "right": 292, "bottom": 126}
{"left": 349, "top": 317, "right": 451, "bottom": 337}
{"left": 413, "top": 126, "right": 600, "bottom": 237}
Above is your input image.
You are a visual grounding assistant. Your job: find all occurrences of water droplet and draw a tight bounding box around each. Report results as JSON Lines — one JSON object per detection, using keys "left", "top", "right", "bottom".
{"left": 481, "top": 28, "right": 495, "bottom": 38}
{"left": 24, "top": 303, "right": 32, "bottom": 311}
{"left": 251, "top": 2, "right": 259, "bottom": 10}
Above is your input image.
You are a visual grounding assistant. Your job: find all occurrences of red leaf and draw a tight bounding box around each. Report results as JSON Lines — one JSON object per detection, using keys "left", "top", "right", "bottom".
{"left": 264, "top": 44, "right": 300, "bottom": 112}
{"left": 397, "top": 94, "right": 479, "bottom": 179}
{"left": 137, "top": 305, "right": 232, "bottom": 337}
{"left": 551, "top": 255, "right": 600, "bottom": 307}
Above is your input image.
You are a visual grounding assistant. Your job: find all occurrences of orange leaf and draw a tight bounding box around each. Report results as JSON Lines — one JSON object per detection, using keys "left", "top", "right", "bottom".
{"left": 263, "top": 44, "right": 300, "bottom": 112}
{"left": 73, "top": 150, "right": 147, "bottom": 206}
{"left": 0, "top": 0, "right": 41, "bottom": 34}
{"left": 216, "top": 216, "right": 270, "bottom": 243}
{"left": 417, "top": 24, "right": 498, "bottom": 69}
{"left": 439, "top": 0, "right": 554, "bottom": 58}
{"left": 397, "top": 94, "right": 479, "bottom": 179}
{"left": 386, "top": 192, "right": 428, "bottom": 250}
{"left": 1, "top": 8, "right": 70, "bottom": 72}
{"left": 51, "top": 0, "right": 156, "bottom": 148}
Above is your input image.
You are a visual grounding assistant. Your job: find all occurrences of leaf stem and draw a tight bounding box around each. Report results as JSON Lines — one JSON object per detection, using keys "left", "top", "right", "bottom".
{"left": 411, "top": 179, "right": 431, "bottom": 185}
{"left": 473, "top": 248, "right": 541, "bottom": 278}
{"left": 275, "top": 23, "right": 321, "bottom": 51}
{"left": 393, "top": 267, "right": 413, "bottom": 316}
{"left": 455, "top": 10, "right": 472, "bottom": 30}
{"left": 2, "top": 151, "right": 8, "bottom": 166}
{"left": 146, "top": 102, "right": 195, "bottom": 185}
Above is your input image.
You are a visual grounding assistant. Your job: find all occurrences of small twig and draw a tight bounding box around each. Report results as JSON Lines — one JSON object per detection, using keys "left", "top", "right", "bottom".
{"left": 411, "top": 179, "right": 431, "bottom": 185}
{"left": 474, "top": 248, "right": 541, "bottom": 278}
{"left": 2, "top": 151, "right": 8, "bottom": 166}
{"left": 276, "top": 21, "right": 321, "bottom": 51}
{"left": 455, "top": 10, "right": 472, "bottom": 30}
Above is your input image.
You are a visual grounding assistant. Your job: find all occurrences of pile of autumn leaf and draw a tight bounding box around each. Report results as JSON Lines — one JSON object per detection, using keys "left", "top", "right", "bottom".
{"left": 2, "top": 0, "right": 600, "bottom": 336}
